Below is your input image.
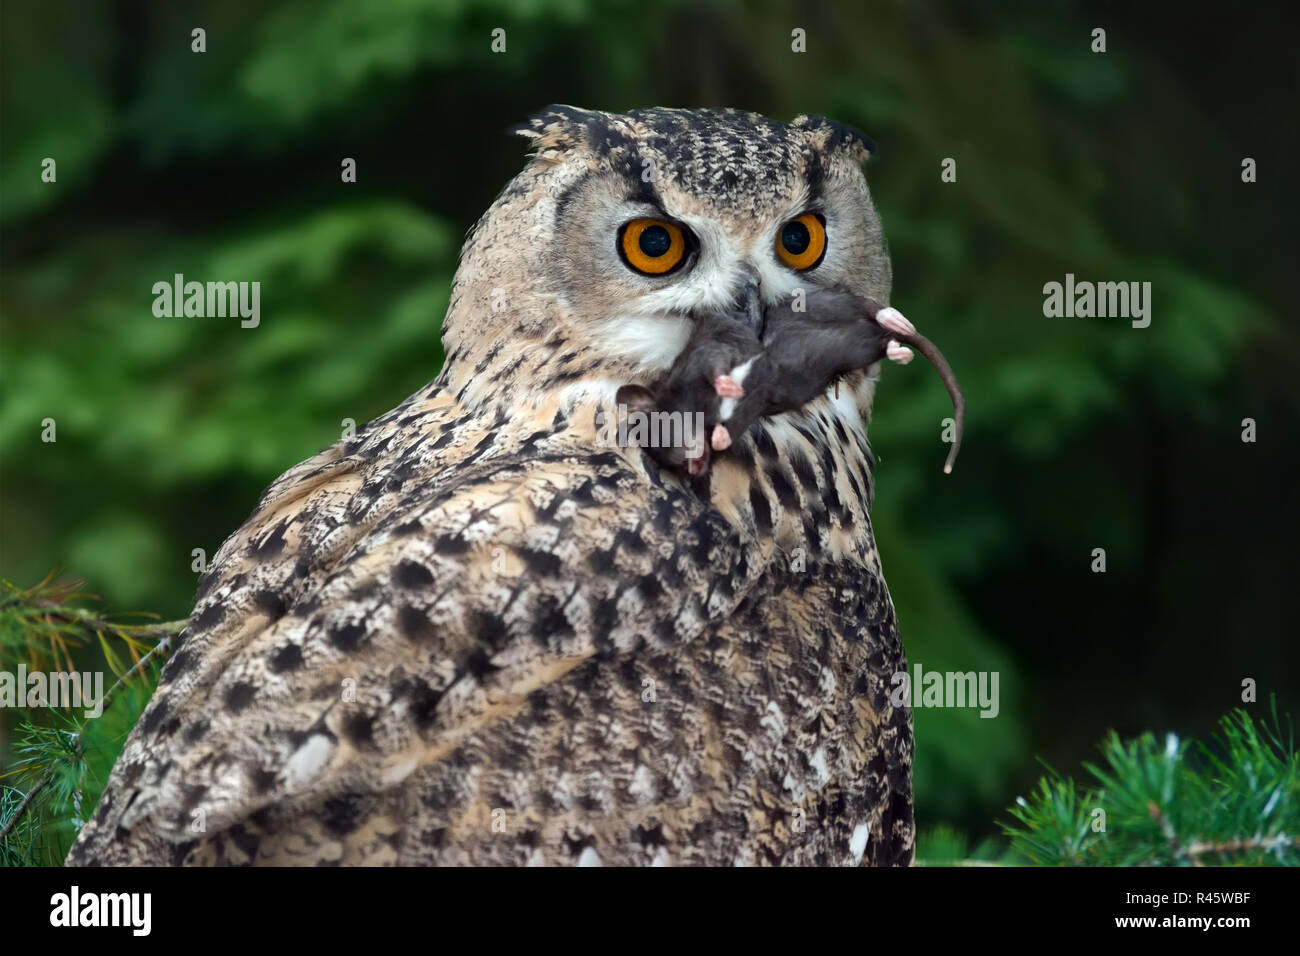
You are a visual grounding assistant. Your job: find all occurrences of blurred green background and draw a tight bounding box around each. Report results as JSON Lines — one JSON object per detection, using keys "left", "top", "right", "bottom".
{"left": 2, "top": 0, "right": 1296, "bottom": 849}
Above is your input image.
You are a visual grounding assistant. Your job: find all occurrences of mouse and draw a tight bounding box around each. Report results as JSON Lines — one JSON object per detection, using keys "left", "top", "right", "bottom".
{"left": 615, "top": 300, "right": 765, "bottom": 474}
{"left": 616, "top": 288, "right": 965, "bottom": 476}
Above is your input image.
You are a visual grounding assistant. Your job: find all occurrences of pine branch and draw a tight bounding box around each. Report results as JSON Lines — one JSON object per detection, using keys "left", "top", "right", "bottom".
{"left": 0, "top": 574, "right": 181, "bottom": 865}
{"left": 1, "top": 574, "right": 184, "bottom": 674}
{"left": 1185, "top": 834, "right": 1300, "bottom": 858}
{"left": 1001, "top": 705, "right": 1299, "bottom": 866}
{"left": 0, "top": 771, "right": 52, "bottom": 844}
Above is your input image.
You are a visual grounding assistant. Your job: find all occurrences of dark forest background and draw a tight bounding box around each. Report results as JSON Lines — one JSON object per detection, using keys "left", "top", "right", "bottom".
{"left": 2, "top": 0, "right": 1297, "bottom": 861}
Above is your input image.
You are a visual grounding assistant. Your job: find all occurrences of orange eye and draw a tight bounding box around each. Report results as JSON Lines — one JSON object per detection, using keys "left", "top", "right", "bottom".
{"left": 776, "top": 213, "right": 827, "bottom": 270}
{"left": 619, "top": 218, "right": 688, "bottom": 275}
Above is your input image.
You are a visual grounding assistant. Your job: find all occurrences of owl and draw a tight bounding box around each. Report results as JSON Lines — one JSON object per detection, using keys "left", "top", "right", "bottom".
{"left": 67, "top": 106, "right": 914, "bottom": 866}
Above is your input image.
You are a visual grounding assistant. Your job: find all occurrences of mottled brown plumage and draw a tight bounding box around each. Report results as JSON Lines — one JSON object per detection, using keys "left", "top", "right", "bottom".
{"left": 68, "top": 106, "right": 915, "bottom": 866}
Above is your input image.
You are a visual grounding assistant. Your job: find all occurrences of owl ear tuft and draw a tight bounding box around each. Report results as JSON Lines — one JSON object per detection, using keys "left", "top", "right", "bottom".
{"left": 512, "top": 105, "right": 605, "bottom": 153}
{"left": 791, "top": 114, "right": 877, "bottom": 163}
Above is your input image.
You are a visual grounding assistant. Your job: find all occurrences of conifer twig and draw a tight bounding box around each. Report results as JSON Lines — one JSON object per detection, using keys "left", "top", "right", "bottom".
{"left": 1, "top": 577, "right": 185, "bottom": 855}
{"left": 1001, "top": 708, "right": 1298, "bottom": 866}
{"left": 0, "top": 630, "right": 178, "bottom": 844}
{"left": 33, "top": 601, "right": 186, "bottom": 643}
{"left": 97, "top": 633, "right": 177, "bottom": 712}
{"left": 1185, "top": 834, "right": 1300, "bottom": 857}
{"left": 0, "top": 770, "right": 53, "bottom": 843}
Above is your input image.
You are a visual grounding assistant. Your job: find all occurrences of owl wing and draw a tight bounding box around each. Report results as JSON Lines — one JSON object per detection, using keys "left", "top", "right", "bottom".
{"left": 66, "top": 384, "right": 771, "bottom": 863}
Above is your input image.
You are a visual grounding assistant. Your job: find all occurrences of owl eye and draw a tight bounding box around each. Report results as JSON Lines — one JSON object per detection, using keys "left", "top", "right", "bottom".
{"left": 619, "top": 218, "right": 688, "bottom": 275}
{"left": 776, "top": 213, "right": 827, "bottom": 271}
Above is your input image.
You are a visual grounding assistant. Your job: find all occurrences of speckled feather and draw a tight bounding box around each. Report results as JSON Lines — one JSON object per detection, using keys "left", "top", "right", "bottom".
{"left": 67, "top": 107, "right": 913, "bottom": 866}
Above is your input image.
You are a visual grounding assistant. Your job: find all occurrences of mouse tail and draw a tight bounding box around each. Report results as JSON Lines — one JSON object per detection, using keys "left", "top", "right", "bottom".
{"left": 898, "top": 328, "right": 965, "bottom": 474}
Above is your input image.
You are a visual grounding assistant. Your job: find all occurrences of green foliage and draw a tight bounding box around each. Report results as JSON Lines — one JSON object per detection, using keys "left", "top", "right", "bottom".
{"left": 1, "top": 575, "right": 178, "bottom": 669}
{"left": 0, "top": 580, "right": 172, "bottom": 866}
{"left": 1002, "top": 708, "right": 1299, "bottom": 866}
{"left": 915, "top": 824, "right": 1011, "bottom": 866}
{"left": 1, "top": 683, "right": 159, "bottom": 867}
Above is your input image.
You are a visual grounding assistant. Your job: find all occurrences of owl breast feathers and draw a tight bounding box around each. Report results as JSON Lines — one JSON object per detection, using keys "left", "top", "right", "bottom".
{"left": 68, "top": 106, "right": 915, "bottom": 866}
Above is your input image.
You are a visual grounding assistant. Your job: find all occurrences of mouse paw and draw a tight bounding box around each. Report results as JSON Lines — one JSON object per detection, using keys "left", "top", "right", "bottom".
{"left": 711, "top": 424, "right": 732, "bottom": 451}
{"left": 876, "top": 306, "right": 917, "bottom": 339}
{"left": 713, "top": 374, "right": 745, "bottom": 399}
{"left": 886, "top": 340, "right": 914, "bottom": 365}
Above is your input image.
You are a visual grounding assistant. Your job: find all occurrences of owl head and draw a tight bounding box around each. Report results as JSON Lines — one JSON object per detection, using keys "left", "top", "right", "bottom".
{"left": 440, "top": 106, "right": 892, "bottom": 417}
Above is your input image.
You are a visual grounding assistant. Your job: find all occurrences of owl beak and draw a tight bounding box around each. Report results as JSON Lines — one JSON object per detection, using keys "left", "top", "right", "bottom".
{"left": 735, "top": 273, "right": 763, "bottom": 332}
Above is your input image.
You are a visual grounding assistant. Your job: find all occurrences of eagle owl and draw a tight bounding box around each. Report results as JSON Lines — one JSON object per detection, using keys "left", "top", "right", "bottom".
{"left": 68, "top": 106, "right": 915, "bottom": 867}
